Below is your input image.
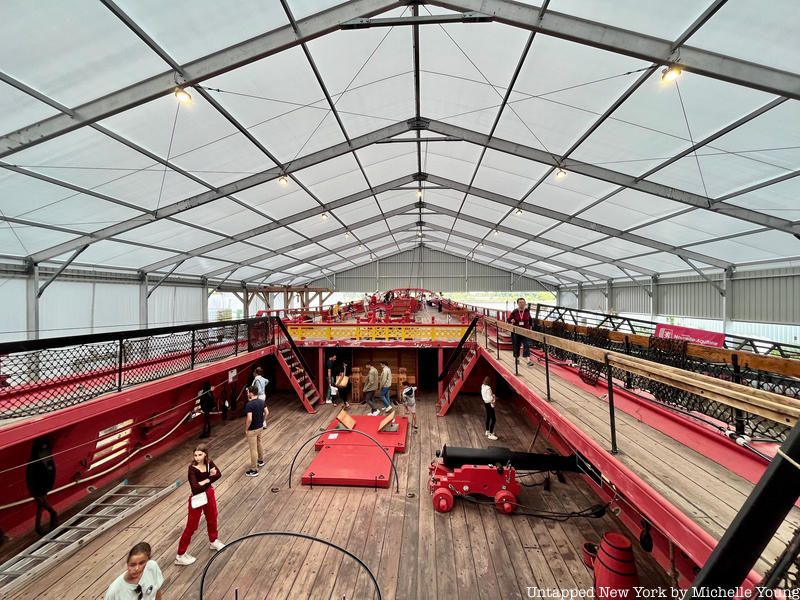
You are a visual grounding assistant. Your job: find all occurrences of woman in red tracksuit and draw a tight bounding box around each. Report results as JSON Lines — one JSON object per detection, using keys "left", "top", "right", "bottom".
{"left": 175, "top": 444, "right": 225, "bottom": 565}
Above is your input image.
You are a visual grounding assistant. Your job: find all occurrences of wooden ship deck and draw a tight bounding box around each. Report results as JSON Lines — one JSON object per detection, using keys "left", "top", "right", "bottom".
{"left": 8, "top": 394, "right": 669, "bottom": 599}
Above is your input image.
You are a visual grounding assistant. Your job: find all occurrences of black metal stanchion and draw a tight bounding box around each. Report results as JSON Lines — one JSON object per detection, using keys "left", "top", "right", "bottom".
{"left": 515, "top": 354, "right": 519, "bottom": 376}
{"left": 686, "top": 418, "right": 800, "bottom": 597}
{"left": 496, "top": 325, "right": 500, "bottom": 359}
{"left": 543, "top": 339, "right": 551, "bottom": 402}
{"left": 605, "top": 354, "right": 618, "bottom": 454}
{"left": 623, "top": 337, "right": 633, "bottom": 389}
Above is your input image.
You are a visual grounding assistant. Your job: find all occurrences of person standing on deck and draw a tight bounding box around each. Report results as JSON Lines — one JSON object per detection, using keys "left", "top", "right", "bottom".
{"left": 363, "top": 362, "right": 381, "bottom": 416}
{"left": 106, "top": 542, "right": 163, "bottom": 599}
{"left": 379, "top": 361, "right": 392, "bottom": 411}
{"left": 198, "top": 381, "right": 215, "bottom": 438}
{"left": 481, "top": 376, "right": 498, "bottom": 440}
{"left": 401, "top": 380, "right": 418, "bottom": 430}
{"left": 508, "top": 297, "right": 534, "bottom": 366}
{"left": 175, "top": 444, "right": 225, "bottom": 566}
{"left": 243, "top": 386, "right": 266, "bottom": 477}
{"left": 252, "top": 367, "right": 269, "bottom": 424}
{"left": 325, "top": 354, "right": 337, "bottom": 404}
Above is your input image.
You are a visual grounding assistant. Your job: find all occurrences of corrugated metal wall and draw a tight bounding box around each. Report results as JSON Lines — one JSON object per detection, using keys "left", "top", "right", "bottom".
{"left": 582, "top": 289, "right": 606, "bottom": 312}
{"left": 657, "top": 276, "right": 723, "bottom": 319}
{"left": 613, "top": 285, "right": 650, "bottom": 315}
{"left": 731, "top": 267, "right": 800, "bottom": 324}
{"left": 310, "top": 247, "right": 549, "bottom": 293}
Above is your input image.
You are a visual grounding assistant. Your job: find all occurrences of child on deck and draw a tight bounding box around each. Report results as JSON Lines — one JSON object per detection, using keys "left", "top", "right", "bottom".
{"left": 400, "top": 380, "right": 418, "bottom": 430}
{"left": 105, "top": 542, "right": 163, "bottom": 600}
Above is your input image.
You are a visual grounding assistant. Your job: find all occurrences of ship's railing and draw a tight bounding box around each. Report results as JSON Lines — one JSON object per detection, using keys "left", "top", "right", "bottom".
{"left": 0, "top": 317, "right": 275, "bottom": 420}
{"left": 286, "top": 322, "right": 468, "bottom": 342}
{"left": 444, "top": 301, "right": 800, "bottom": 442}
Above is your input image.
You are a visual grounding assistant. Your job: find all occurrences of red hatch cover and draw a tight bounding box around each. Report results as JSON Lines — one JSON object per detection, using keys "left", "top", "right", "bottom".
{"left": 301, "top": 444, "right": 395, "bottom": 488}
{"left": 314, "top": 414, "right": 408, "bottom": 452}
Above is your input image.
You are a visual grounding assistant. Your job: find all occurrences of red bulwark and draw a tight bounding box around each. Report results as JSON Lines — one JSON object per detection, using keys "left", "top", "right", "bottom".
{"left": 313, "top": 415, "right": 408, "bottom": 452}
{"left": 301, "top": 445, "right": 395, "bottom": 488}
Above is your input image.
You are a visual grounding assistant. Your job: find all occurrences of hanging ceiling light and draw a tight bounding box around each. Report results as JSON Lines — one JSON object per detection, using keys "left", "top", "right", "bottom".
{"left": 174, "top": 87, "right": 192, "bottom": 103}
{"left": 516, "top": 208, "right": 523, "bottom": 215}
{"left": 321, "top": 212, "right": 328, "bottom": 220}
{"left": 358, "top": 245, "right": 363, "bottom": 250}
{"left": 661, "top": 65, "right": 682, "bottom": 82}
{"left": 555, "top": 168, "right": 567, "bottom": 180}
{"left": 344, "top": 231, "right": 350, "bottom": 239}
{"left": 493, "top": 230, "right": 499, "bottom": 236}
{"left": 278, "top": 175, "right": 289, "bottom": 186}
{"left": 416, "top": 189, "right": 423, "bottom": 199}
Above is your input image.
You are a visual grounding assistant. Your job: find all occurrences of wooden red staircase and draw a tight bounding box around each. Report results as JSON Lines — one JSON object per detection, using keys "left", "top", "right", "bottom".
{"left": 436, "top": 345, "right": 479, "bottom": 417}
{"left": 276, "top": 344, "right": 320, "bottom": 413}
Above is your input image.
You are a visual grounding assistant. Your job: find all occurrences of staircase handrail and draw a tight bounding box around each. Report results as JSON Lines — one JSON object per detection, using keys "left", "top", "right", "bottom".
{"left": 274, "top": 316, "right": 316, "bottom": 377}
{"left": 437, "top": 316, "right": 479, "bottom": 382}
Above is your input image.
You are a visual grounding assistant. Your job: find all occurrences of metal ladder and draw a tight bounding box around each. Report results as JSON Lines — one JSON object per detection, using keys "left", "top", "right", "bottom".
{"left": 0, "top": 480, "right": 179, "bottom": 594}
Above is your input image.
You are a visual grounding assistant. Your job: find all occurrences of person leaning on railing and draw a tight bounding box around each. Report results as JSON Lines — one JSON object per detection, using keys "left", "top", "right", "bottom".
{"left": 508, "top": 297, "right": 534, "bottom": 367}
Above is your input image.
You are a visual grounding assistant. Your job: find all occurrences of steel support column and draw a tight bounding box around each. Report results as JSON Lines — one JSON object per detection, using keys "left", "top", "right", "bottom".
{"left": 26, "top": 262, "right": 40, "bottom": 341}
{"left": 138, "top": 273, "right": 148, "bottom": 329}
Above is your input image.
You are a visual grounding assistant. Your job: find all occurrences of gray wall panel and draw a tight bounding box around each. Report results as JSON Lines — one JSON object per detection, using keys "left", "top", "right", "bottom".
{"left": 614, "top": 284, "right": 650, "bottom": 315}
{"left": 583, "top": 289, "right": 606, "bottom": 312}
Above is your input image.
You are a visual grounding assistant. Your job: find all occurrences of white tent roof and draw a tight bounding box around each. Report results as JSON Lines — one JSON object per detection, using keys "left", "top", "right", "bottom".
{"left": 1, "top": 0, "right": 798, "bottom": 289}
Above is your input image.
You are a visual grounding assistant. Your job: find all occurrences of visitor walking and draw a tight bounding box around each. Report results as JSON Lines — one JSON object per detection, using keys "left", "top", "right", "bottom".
{"left": 379, "top": 361, "right": 392, "bottom": 411}
{"left": 105, "top": 542, "right": 163, "bottom": 600}
{"left": 175, "top": 444, "right": 225, "bottom": 566}
{"left": 244, "top": 386, "right": 266, "bottom": 477}
{"left": 481, "top": 376, "right": 498, "bottom": 440}
{"left": 363, "top": 362, "right": 381, "bottom": 416}
{"left": 198, "top": 381, "right": 215, "bottom": 438}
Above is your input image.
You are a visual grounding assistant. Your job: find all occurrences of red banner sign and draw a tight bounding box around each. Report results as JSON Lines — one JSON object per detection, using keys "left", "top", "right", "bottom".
{"left": 654, "top": 323, "right": 725, "bottom": 348}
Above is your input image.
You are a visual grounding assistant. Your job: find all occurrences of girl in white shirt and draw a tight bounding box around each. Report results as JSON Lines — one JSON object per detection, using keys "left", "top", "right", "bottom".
{"left": 105, "top": 542, "right": 163, "bottom": 600}
{"left": 481, "top": 377, "right": 498, "bottom": 440}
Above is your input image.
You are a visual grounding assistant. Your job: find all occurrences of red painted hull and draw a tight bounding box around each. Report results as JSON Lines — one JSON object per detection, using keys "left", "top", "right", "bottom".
{"left": 0, "top": 347, "right": 272, "bottom": 541}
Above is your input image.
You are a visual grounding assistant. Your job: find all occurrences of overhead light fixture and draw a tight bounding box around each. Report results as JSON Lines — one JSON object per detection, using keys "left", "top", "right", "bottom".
{"left": 417, "top": 189, "right": 423, "bottom": 199}
{"left": 661, "top": 65, "right": 682, "bottom": 82}
{"left": 174, "top": 87, "right": 192, "bottom": 103}
{"left": 493, "top": 230, "right": 499, "bottom": 236}
{"left": 516, "top": 208, "right": 523, "bottom": 215}
{"left": 555, "top": 168, "right": 567, "bottom": 180}
{"left": 417, "top": 230, "right": 423, "bottom": 238}
{"left": 358, "top": 245, "right": 363, "bottom": 250}
{"left": 344, "top": 231, "right": 350, "bottom": 239}
{"left": 480, "top": 243, "right": 485, "bottom": 247}
{"left": 321, "top": 212, "right": 328, "bottom": 220}
{"left": 278, "top": 175, "right": 289, "bottom": 186}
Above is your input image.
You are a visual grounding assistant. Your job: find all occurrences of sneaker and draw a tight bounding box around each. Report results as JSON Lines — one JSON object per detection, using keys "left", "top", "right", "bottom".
{"left": 325, "top": 399, "right": 333, "bottom": 404}
{"left": 382, "top": 406, "right": 393, "bottom": 412}
{"left": 257, "top": 460, "right": 265, "bottom": 468}
{"left": 527, "top": 360, "right": 535, "bottom": 367}
{"left": 209, "top": 539, "right": 226, "bottom": 551}
{"left": 487, "top": 433, "right": 498, "bottom": 441}
{"left": 485, "top": 430, "right": 490, "bottom": 437}
{"left": 368, "top": 410, "right": 380, "bottom": 416}
{"left": 245, "top": 469, "right": 259, "bottom": 477}
{"left": 175, "top": 554, "right": 196, "bottom": 566}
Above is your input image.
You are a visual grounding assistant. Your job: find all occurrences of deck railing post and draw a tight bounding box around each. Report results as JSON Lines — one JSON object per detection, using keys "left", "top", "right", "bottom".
{"left": 731, "top": 354, "right": 746, "bottom": 435}
{"left": 496, "top": 324, "right": 500, "bottom": 359}
{"left": 543, "top": 339, "right": 551, "bottom": 402}
{"left": 605, "top": 354, "right": 619, "bottom": 454}
{"left": 117, "top": 338, "right": 124, "bottom": 392}
{"left": 191, "top": 329, "right": 196, "bottom": 369}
